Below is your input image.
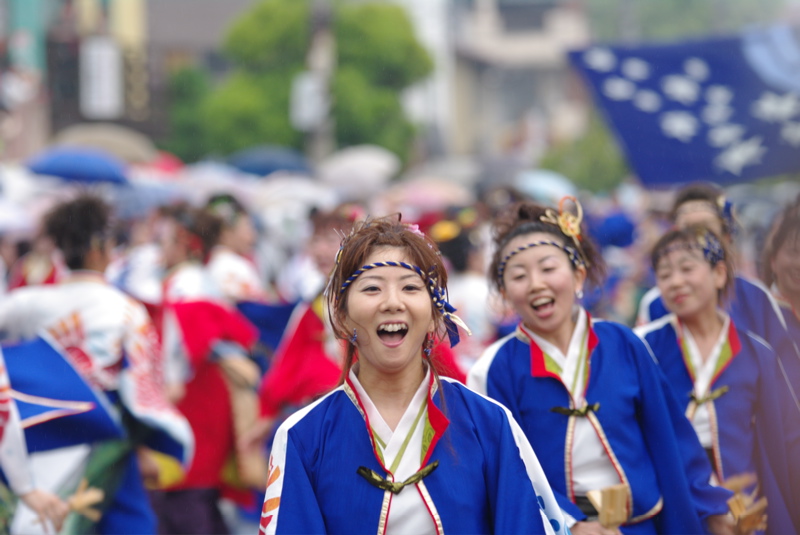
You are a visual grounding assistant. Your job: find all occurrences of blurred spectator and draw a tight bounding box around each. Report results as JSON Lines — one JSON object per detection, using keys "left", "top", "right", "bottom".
{"left": 151, "top": 203, "right": 261, "bottom": 535}
{"left": 428, "top": 206, "right": 500, "bottom": 370}
{"left": 205, "top": 193, "right": 277, "bottom": 305}
{"left": 0, "top": 195, "right": 192, "bottom": 535}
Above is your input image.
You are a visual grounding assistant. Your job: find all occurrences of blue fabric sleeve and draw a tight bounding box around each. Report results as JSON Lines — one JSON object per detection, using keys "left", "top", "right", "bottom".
{"left": 486, "top": 411, "right": 550, "bottom": 534}
{"left": 754, "top": 345, "right": 799, "bottom": 533}
{"left": 632, "top": 332, "right": 731, "bottom": 533}
{"left": 273, "top": 432, "right": 327, "bottom": 535}
{"left": 483, "top": 358, "right": 586, "bottom": 524}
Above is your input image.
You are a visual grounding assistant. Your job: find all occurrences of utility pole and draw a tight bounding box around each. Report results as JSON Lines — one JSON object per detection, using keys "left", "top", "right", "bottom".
{"left": 306, "top": 0, "right": 336, "bottom": 164}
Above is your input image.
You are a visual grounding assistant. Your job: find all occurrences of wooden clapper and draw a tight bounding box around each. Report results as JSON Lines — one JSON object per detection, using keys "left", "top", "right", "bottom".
{"left": 723, "top": 473, "right": 767, "bottom": 535}
{"left": 586, "top": 483, "right": 628, "bottom": 530}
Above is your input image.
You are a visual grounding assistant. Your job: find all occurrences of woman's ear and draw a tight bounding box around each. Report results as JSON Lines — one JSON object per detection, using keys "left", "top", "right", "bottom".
{"left": 574, "top": 264, "right": 588, "bottom": 295}
{"left": 712, "top": 261, "right": 727, "bottom": 291}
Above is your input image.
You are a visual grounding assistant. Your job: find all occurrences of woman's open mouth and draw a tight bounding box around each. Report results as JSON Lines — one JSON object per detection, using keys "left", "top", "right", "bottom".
{"left": 377, "top": 322, "right": 409, "bottom": 345}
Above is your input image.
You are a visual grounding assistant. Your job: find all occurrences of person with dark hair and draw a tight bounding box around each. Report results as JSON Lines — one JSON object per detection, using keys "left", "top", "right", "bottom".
{"left": 429, "top": 206, "right": 501, "bottom": 371}
{"left": 468, "top": 197, "right": 732, "bottom": 534}
{"left": 239, "top": 204, "right": 362, "bottom": 457}
{"left": 205, "top": 193, "right": 275, "bottom": 304}
{"left": 636, "top": 226, "right": 798, "bottom": 534}
{"left": 257, "top": 215, "right": 568, "bottom": 535}
{"left": 151, "top": 204, "right": 266, "bottom": 534}
{"left": 636, "top": 183, "right": 800, "bottom": 419}
{"left": 150, "top": 203, "right": 260, "bottom": 535}
{"left": 0, "top": 195, "right": 193, "bottom": 535}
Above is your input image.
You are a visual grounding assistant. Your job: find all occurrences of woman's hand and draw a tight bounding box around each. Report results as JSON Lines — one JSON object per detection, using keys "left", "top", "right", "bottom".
{"left": 237, "top": 416, "right": 274, "bottom": 456}
{"left": 570, "top": 521, "right": 622, "bottom": 535}
{"left": 20, "top": 489, "right": 71, "bottom": 533}
{"left": 706, "top": 514, "right": 736, "bottom": 535}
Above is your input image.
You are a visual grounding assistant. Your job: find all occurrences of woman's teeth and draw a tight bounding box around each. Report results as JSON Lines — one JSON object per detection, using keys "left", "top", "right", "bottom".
{"left": 378, "top": 323, "right": 407, "bottom": 332}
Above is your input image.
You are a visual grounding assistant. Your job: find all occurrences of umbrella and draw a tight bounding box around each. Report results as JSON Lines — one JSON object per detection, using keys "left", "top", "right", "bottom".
{"left": 52, "top": 123, "right": 158, "bottom": 164}
{"left": 227, "top": 145, "right": 311, "bottom": 177}
{"left": 318, "top": 145, "right": 399, "bottom": 201}
{"left": 513, "top": 169, "right": 576, "bottom": 205}
{"left": 27, "top": 147, "right": 129, "bottom": 185}
{"left": 108, "top": 179, "right": 185, "bottom": 221}
{"left": 376, "top": 177, "right": 475, "bottom": 216}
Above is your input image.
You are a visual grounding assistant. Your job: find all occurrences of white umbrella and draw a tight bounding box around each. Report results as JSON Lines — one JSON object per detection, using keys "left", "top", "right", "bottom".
{"left": 318, "top": 145, "right": 400, "bottom": 201}
{"left": 513, "top": 169, "right": 576, "bottom": 205}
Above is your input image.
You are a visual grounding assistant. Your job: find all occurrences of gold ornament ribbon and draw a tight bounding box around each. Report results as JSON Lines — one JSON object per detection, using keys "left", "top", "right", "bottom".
{"left": 357, "top": 461, "right": 440, "bottom": 494}
{"left": 550, "top": 402, "right": 600, "bottom": 417}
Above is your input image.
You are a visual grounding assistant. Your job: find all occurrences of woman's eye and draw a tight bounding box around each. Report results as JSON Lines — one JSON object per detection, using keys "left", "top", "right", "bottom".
{"left": 361, "top": 286, "right": 379, "bottom": 293}
{"left": 404, "top": 284, "right": 422, "bottom": 292}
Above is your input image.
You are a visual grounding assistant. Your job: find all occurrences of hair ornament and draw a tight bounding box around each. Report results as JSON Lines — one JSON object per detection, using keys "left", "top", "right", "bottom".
{"left": 540, "top": 196, "right": 584, "bottom": 250}
{"left": 697, "top": 228, "right": 725, "bottom": 266}
{"left": 405, "top": 223, "right": 426, "bottom": 239}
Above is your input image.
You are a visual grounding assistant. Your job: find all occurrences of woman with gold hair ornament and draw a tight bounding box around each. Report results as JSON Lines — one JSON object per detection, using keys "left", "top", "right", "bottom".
{"left": 257, "top": 215, "right": 568, "bottom": 535}
{"left": 469, "top": 198, "right": 733, "bottom": 534}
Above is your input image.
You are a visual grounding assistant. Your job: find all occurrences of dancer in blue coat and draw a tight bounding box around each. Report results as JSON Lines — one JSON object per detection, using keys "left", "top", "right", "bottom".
{"left": 636, "top": 226, "right": 797, "bottom": 534}
{"left": 468, "top": 198, "right": 732, "bottom": 535}
{"left": 258, "top": 215, "right": 567, "bottom": 535}
{"left": 636, "top": 183, "right": 800, "bottom": 418}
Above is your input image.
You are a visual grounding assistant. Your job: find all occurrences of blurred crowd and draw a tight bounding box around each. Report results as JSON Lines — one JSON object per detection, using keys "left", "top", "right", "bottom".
{"left": 0, "top": 161, "right": 798, "bottom": 534}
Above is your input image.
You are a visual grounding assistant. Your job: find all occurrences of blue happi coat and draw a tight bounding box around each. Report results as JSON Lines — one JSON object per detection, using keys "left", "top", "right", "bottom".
{"left": 469, "top": 315, "right": 731, "bottom": 534}
{"left": 258, "top": 373, "right": 568, "bottom": 535}
{"left": 638, "top": 276, "right": 800, "bottom": 416}
{"left": 638, "top": 314, "right": 798, "bottom": 533}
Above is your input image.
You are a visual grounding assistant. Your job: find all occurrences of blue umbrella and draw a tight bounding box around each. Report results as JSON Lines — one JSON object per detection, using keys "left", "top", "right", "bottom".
{"left": 227, "top": 145, "right": 311, "bottom": 177}
{"left": 109, "top": 180, "right": 184, "bottom": 221}
{"left": 27, "top": 146, "right": 129, "bottom": 185}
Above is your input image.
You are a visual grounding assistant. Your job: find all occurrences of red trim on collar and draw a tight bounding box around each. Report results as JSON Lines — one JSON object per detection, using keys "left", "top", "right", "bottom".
{"left": 422, "top": 372, "right": 450, "bottom": 467}
{"left": 709, "top": 319, "right": 741, "bottom": 386}
{"left": 523, "top": 313, "right": 599, "bottom": 382}
{"left": 344, "top": 373, "right": 391, "bottom": 474}
{"left": 528, "top": 334, "right": 561, "bottom": 381}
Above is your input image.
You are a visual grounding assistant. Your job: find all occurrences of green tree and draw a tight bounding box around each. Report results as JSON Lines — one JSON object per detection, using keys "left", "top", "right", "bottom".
{"left": 195, "top": 0, "right": 433, "bottom": 160}
{"left": 539, "top": 113, "right": 629, "bottom": 194}
{"left": 586, "top": 0, "right": 786, "bottom": 42}
{"left": 162, "top": 67, "right": 212, "bottom": 162}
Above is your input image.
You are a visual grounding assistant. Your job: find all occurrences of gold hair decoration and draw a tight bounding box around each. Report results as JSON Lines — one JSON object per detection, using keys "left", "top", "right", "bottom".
{"left": 540, "top": 196, "right": 586, "bottom": 260}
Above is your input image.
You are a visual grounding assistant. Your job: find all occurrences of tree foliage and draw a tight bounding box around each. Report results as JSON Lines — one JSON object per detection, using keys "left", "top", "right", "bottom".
{"left": 586, "top": 0, "right": 786, "bottom": 42}
{"left": 171, "top": 0, "right": 433, "bottom": 161}
{"left": 162, "top": 67, "right": 212, "bottom": 162}
{"left": 539, "top": 113, "right": 629, "bottom": 194}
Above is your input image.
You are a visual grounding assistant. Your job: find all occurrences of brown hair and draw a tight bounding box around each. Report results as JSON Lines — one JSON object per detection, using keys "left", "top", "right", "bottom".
{"left": 163, "top": 202, "right": 223, "bottom": 263}
{"left": 326, "top": 215, "right": 449, "bottom": 385}
{"left": 650, "top": 225, "right": 735, "bottom": 301}
{"left": 488, "top": 200, "right": 605, "bottom": 291}
{"left": 761, "top": 195, "right": 800, "bottom": 286}
{"left": 670, "top": 183, "right": 731, "bottom": 235}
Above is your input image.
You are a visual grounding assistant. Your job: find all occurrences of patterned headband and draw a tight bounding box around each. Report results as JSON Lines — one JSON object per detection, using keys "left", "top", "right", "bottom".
{"left": 656, "top": 229, "right": 725, "bottom": 267}
{"left": 497, "top": 240, "right": 585, "bottom": 280}
{"left": 338, "top": 260, "right": 471, "bottom": 347}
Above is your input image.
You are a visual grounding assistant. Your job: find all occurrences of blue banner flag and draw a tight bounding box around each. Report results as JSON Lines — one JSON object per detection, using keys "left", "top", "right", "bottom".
{"left": 569, "top": 24, "right": 800, "bottom": 186}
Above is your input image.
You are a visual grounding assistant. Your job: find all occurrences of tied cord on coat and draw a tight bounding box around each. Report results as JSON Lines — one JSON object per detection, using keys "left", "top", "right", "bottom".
{"left": 550, "top": 402, "right": 600, "bottom": 417}
{"left": 689, "top": 385, "right": 730, "bottom": 406}
{"left": 357, "top": 461, "right": 440, "bottom": 494}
